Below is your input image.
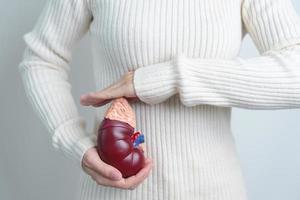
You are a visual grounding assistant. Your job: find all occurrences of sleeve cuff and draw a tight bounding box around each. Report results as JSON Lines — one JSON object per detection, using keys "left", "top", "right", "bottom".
{"left": 133, "top": 59, "right": 178, "bottom": 105}
{"left": 52, "top": 117, "right": 97, "bottom": 170}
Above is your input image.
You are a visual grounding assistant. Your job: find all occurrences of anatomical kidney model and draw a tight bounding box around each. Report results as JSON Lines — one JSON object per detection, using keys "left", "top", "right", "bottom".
{"left": 97, "top": 97, "right": 146, "bottom": 178}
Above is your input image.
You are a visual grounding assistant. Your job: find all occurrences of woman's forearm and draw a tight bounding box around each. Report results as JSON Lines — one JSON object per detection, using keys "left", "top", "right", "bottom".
{"left": 133, "top": 45, "right": 300, "bottom": 109}
{"left": 18, "top": 0, "right": 96, "bottom": 169}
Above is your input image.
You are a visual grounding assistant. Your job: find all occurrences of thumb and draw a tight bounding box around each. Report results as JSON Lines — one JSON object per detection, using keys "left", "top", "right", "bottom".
{"left": 83, "top": 148, "right": 123, "bottom": 181}
{"left": 94, "top": 159, "right": 123, "bottom": 181}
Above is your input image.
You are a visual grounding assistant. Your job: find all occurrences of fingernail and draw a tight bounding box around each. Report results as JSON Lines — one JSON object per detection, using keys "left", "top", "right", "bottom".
{"left": 110, "top": 171, "right": 122, "bottom": 180}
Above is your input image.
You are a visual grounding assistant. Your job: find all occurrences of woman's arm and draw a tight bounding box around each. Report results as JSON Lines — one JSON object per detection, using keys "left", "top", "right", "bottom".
{"left": 133, "top": 0, "right": 300, "bottom": 109}
{"left": 18, "top": 0, "right": 96, "bottom": 169}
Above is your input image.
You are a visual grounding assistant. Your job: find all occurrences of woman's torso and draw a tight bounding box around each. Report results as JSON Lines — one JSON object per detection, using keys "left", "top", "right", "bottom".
{"left": 79, "top": 0, "right": 248, "bottom": 199}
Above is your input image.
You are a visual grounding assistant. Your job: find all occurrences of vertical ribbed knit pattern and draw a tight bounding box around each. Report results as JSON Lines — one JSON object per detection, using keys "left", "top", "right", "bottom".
{"left": 18, "top": 0, "right": 300, "bottom": 199}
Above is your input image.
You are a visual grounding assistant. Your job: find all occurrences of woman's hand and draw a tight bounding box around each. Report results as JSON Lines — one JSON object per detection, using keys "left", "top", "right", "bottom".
{"left": 80, "top": 71, "right": 138, "bottom": 107}
{"left": 80, "top": 71, "right": 153, "bottom": 189}
{"left": 82, "top": 147, "right": 153, "bottom": 190}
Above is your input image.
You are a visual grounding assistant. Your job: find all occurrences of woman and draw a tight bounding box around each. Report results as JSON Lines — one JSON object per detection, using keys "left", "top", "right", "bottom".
{"left": 18, "top": 0, "right": 300, "bottom": 199}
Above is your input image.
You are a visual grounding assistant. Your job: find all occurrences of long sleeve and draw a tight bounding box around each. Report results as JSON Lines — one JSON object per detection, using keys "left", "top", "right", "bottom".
{"left": 133, "top": 0, "right": 300, "bottom": 109}
{"left": 18, "top": 0, "right": 96, "bottom": 169}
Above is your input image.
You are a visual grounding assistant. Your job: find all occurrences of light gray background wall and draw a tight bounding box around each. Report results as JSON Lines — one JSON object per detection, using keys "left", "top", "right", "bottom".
{"left": 0, "top": 0, "right": 299, "bottom": 200}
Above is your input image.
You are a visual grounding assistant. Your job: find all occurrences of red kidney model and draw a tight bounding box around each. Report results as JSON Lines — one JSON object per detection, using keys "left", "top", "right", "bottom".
{"left": 97, "top": 97, "right": 146, "bottom": 178}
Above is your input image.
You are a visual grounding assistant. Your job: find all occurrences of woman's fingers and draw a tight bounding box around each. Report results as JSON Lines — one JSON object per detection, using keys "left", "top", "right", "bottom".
{"left": 80, "top": 71, "right": 137, "bottom": 107}
{"left": 82, "top": 147, "right": 123, "bottom": 181}
{"left": 83, "top": 165, "right": 123, "bottom": 187}
{"left": 80, "top": 77, "right": 124, "bottom": 106}
{"left": 80, "top": 86, "right": 123, "bottom": 106}
{"left": 92, "top": 98, "right": 113, "bottom": 107}
{"left": 83, "top": 155, "right": 154, "bottom": 190}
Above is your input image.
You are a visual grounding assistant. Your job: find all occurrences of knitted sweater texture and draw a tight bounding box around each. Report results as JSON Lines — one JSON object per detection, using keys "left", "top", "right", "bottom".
{"left": 18, "top": 0, "right": 300, "bottom": 199}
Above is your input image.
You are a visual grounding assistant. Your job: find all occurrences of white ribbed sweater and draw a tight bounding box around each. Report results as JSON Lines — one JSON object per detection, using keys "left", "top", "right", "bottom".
{"left": 18, "top": 0, "right": 300, "bottom": 199}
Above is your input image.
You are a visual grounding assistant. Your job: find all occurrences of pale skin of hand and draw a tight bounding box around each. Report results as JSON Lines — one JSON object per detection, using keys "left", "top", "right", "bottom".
{"left": 80, "top": 71, "right": 139, "bottom": 107}
{"left": 80, "top": 71, "right": 154, "bottom": 190}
